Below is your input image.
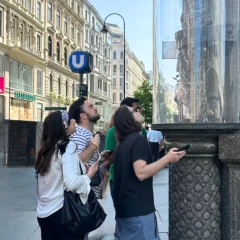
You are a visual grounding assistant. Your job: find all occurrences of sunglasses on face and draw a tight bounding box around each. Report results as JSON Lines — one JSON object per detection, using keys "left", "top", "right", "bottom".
{"left": 131, "top": 107, "right": 141, "bottom": 113}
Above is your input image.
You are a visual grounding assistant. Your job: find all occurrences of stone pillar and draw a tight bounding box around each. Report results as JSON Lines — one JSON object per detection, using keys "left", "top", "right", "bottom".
{"left": 219, "top": 134, "right": 240, "bottom": 240}
{"left": 152, "top": 123, "right": 240, "bottom": 240}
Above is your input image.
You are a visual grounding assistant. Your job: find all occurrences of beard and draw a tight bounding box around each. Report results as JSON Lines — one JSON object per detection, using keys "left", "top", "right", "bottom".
{"left": 86, "top": 113, "right": 101, "bottom": 123}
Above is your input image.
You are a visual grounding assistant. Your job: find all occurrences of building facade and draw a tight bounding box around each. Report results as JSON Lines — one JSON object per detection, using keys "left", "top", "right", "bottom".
{"left": 83, "top": 0, "right": 112, "bottom": 129}
{"left": 0, "top": 0, "right": 86, "bottom": 123}
{"left": 44, "top": 0, "right": 85, "bottom": 120}
{"left": 0, "top": 0, "right": 149, "bottom": 124}
{"left": 107, "top": 23, "right": 149, "bottom": 112}
{"left": 0, "top": 0, "right": 47, "bottom": 122}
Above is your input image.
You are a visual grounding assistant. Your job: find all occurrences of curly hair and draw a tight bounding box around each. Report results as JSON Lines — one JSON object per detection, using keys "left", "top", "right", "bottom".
{"left": 113, "top": 105, "right": 141, "bottom": 141}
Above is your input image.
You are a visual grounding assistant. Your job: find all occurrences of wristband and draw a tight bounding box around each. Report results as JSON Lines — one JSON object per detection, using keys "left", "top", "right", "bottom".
{"left": 91, "top": 142, "right": 99, "bottom": 149}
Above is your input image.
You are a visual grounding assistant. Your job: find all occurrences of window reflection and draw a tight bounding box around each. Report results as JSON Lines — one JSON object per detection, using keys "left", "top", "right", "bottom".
{"left": 153, "top": 0, "right": 234, "bottom": 123}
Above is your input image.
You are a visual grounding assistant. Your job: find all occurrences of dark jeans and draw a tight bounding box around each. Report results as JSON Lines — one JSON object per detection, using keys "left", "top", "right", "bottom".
{"left": 37, "top": 208, "right": 85, "bottom": 240}
{"left": 149, "top": 142, "right": 160, "bottom": 162}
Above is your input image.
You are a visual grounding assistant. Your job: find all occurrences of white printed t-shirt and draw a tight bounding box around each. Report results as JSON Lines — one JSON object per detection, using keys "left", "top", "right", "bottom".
{"left": 71, "top": 126, "right": 102, "bottom": 199}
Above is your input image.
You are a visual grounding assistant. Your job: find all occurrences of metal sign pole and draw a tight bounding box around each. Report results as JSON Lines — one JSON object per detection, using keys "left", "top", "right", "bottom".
{"left": 80, "top": 74, "right": 83, "bottom": 84}
{"left": 79, "top": 74, "right": 83, "bottom": 97}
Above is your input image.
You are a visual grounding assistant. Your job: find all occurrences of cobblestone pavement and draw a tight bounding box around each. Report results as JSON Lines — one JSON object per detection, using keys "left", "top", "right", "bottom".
{"left": 0, "top": 167, "right": 169, "bottom": 240}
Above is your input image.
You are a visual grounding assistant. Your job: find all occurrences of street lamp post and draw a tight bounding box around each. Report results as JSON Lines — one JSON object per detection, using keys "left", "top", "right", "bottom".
{"left": 101, "top": 13, "right": 126, "bottom": 99}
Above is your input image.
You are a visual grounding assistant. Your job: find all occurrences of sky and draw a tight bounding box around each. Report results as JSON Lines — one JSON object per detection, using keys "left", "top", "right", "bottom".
{"left": 89, "top": 0, "right": 153, "bottom": 72}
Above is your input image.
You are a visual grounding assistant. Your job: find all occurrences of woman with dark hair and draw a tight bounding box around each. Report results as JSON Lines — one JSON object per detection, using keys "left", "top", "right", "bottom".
{"left": 112, "top": 106, "right": 186, "bottom": 240}
{"left": 35, "top": 111, "right": 98, "bottom": 240}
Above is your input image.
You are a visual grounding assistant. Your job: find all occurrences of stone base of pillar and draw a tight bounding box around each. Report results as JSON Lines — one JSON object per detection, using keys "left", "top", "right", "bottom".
{"left": 219, "top": 134, "right": 240, "bottom": 240}
{"left": 152, "top": 123, "right": 240, "bottom": 240}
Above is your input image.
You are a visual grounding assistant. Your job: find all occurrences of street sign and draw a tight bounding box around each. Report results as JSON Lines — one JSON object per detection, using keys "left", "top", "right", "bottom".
{"left": 45, "top": 107, "right": 67, "bottom": 111}
{"left": 95, "top": 102, "right": 102, "bottom": 105}
{"left": 69, "top": 51, "right": 93, "bottom": 74}
{"left": 79, "top": 84, "right": 88, "bottom": 97}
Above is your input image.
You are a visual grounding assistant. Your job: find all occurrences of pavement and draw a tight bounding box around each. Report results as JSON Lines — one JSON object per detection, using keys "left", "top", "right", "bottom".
{"left": 0, "top": 167, "right": 169, "bottom": 240}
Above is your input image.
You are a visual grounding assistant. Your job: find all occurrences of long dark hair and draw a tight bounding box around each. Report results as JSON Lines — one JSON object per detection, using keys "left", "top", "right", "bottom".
{"left": 113, "top": 105, "right": 141, "bottom": 141}
{"left": 35, "top": 111, "right": 69, "bottom": 176}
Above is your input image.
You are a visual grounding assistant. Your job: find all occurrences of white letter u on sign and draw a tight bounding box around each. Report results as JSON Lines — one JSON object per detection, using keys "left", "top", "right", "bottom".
{"left": 72, "top": 55, "right": 85, "bottom": 68}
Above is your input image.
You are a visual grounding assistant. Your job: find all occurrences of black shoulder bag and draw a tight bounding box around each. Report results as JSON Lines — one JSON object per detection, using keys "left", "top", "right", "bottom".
{"left": 58, "top": 141, "right": 107, "bottom": 234}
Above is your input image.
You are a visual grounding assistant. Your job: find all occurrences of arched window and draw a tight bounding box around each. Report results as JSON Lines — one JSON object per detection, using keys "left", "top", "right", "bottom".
{"left": 48, "top": 36, "right": 52, "bottom": 57}
{"left": 65, "top": 81, "right": 68, "bottom": 97}
{"left": 58, "top": 77, "right": 61, "bottom": 95}
{"left": 64, "top": 47, "right": 68, "bottom": 65}
{"left": 50, "top": 74, "right": 53, "bottom": 92}
{"left": 120, "top": 51, "right": 123, "bottom": 59}
{"left": 72, "top": 83, "right": 75, "bottom": 98}
{"left": 57, "top": 42, "right": 60, "bottom": 62}
{"left": 113, "top": 51, "right": 116, "bottom": 59}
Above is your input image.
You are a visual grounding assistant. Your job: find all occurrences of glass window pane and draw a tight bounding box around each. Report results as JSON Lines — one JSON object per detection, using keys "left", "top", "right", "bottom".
{"left": 48, "top": 2, "right": 52, "bottom": 21}
{"left": 37, "top": 2, "right": 41, "bottom": 20}
{"left": 37, "top": 103, "right": 43, "bottom": 122}
{"left": 0, "top": 55, "right": 3, "bottom": 76}
{"left": 37, "top": 70, "right": 42, "bottom": 95}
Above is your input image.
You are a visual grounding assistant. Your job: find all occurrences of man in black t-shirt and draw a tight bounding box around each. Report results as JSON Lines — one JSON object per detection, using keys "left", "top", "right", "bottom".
{"left": 113, "top": 106, "right": 186, "bottom": 240}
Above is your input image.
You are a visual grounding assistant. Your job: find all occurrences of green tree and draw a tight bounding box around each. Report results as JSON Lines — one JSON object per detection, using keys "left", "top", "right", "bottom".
{"left": 159, "top": 88, "right": 173, "bottom": 123}
{"left": 134, "top": 81, "right": 153, "bottom": 125}
{"left": 158, "top": 72, "right": 173, "bottom": 123}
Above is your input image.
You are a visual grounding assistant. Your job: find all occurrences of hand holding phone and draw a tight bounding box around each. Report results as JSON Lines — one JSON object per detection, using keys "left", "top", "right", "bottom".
{"left": 177, "top": 144, "right": 191, "bottom": 152}
{"left": 100, "top": 150, "right": 113, "bottom": 157}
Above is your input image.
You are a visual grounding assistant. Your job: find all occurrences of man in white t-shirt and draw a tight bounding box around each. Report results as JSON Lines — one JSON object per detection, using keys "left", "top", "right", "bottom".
{"left": 68, "top": 97, "right": 102, "bottom": 199}
{"left": 147, "top": 129, "right": 163, "bottom": 162}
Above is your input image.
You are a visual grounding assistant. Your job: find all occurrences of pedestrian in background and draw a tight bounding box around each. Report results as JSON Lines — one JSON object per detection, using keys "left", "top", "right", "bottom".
{"left": 35, "top": 111, "right": 98, "bottom": 240}
{"left": 147, "top": 129, "right": 164, "bottom": 162}
{"left": 112, "top": 106, "right": 186, "bottom": 240}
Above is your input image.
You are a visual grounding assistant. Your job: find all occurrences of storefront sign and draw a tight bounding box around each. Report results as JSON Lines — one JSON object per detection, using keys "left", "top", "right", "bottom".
{"left": 14, "top": 92, "right": 36, "bottom": 101}
{"left": 0, "top": 77, "right": 4, "bottom": 94}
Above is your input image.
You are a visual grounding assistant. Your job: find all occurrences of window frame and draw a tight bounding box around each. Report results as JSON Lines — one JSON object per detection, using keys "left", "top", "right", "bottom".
{"left": 64, "top": 47, "right": 68, "bottom": 65}
{"left": 48, "top": 2, "right": 53, "bottom": 22}
{"left": 77, "top": 28, "right": 80, "bottom": 45}
{"left": 37, "top": 69, "right": 43, "bottom": 95}
{"left": 56, "top": 9, "right": 61, "bottom": 29}
{"left": 37, "top": 34, "right": 41, "bottom": 52}
{"left": 50, "top": 74, "right": 53, "bottom": 92}
{"left": 65, "top": 80, "right": 68, "bottom": 97}
{"left": 36, "top": 1, "right": 41, "bottom": 20}
{"left": 56, "top": 42, "right": 60, "bottom": 62}
{"left": 0, "top": 7, "right": 3, "bottom": 37}
{"left": 48, "top": 36, "right": 52, "bottom": 57}
{"left": 113, "top": 51, "right": 116, "bottom": 59}
{"left": 58, "top": 77, "right": 61, "bottom": 95}
{"left": 71, "top": 22, "right": 74, "bottom": 40}
{"left": 64, "top": 17, "right": 68, "bottom": 34}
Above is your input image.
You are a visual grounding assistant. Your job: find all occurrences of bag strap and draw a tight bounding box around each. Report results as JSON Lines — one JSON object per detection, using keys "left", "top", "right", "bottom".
{"left": 79, "top": 162, "right": 84, "bottom": 175}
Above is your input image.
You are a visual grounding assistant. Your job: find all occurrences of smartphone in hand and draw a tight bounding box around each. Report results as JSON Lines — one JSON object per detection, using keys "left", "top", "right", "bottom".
{"left": 100, "top": 150, "right": 113, "bottom": 157}
{"left": 177, "top": 144, "right": 191, "bottom": 152}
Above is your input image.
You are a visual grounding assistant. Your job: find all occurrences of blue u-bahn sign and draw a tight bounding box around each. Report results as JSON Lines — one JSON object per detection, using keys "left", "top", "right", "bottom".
{"left": 69, "top": 51, "right": 93, "bottom": 74}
